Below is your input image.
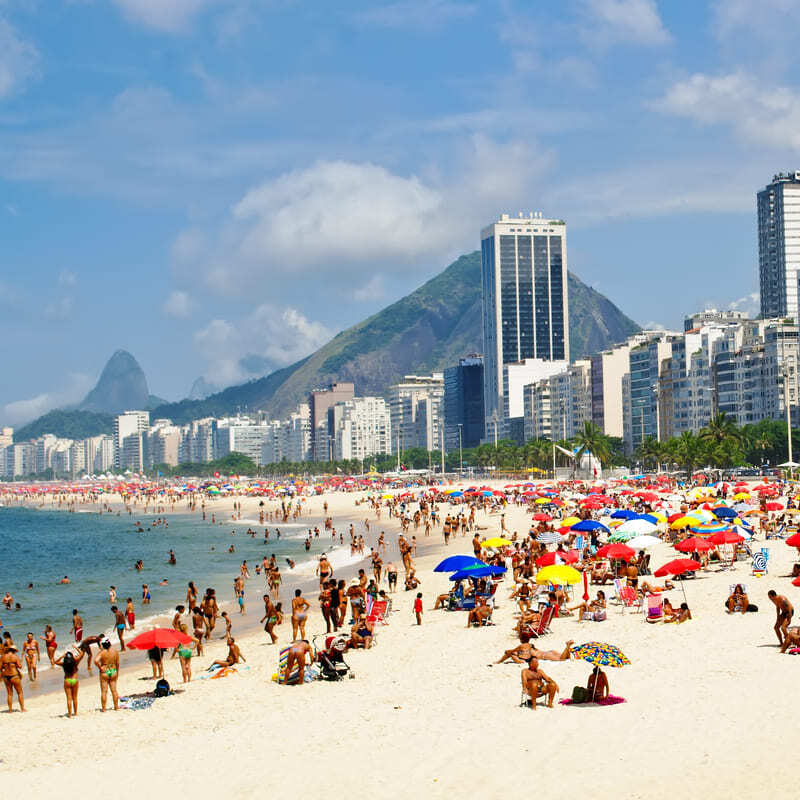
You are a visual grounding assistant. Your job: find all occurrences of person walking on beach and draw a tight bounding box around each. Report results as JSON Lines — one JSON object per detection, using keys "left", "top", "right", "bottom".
{"left": 191, "top": 607, "right": 205, "bottom": 656}
{"left": 23, "top": 633, "right": 40, "bottom": 681}
{"left": 1, "top": 644, "right": 25, "bottom": 712}
{"left": 55, "top": 649, "right": 85, "bottom": 717}
{"left": 94, "top": 640, "right": 120, "bottom": 712}
{"left": 72, "top": 609, "right": 83, "bottom": 643}
{"left": 414, "top": 592, "right": 423, "bottom": 625}
{"left": 261, "top": 595, "right": 279, "bottom": 644}
{"left": 769, "top": 590, "right": 794, "bottom": 645}
{"left": 292, "top": 589, "right": 310, "bottom": 641}
{"left": 42, "top": 624, "right": 57, "bottom": 667}
{"left": 111, "top": 606, "right": 126, "bottom": 651}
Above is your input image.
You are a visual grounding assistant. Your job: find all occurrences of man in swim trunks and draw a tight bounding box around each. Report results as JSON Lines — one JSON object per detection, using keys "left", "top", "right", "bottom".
{"left": 125, "top": 597, "right": 135, "bottom": 630}
{"left": 211, "top": 637, "right": 245, "bottom": 668}
{"left": 142, "top": 584, "right": 151, "bottom": 605}
{"left": 520, "top": 657, "right": 558, "bottom": 709}
{"left": 110, "top": 606, "right": 126, "bottom": 651}
{"left": 94, "top": 640, "right": 120, "bottom": 711}
{"left": 79, "top": 634, "right": 104, "bottom": 674}
{"left": 317, "top": 555, "right": 332, "bottom": 588}
{"left": 1, "top": 644, "right": 25, "bottom": 712}
{"left": 769, "top": 590, "right": 794, "bottom": 645}
{"left": 72, "top": 609, "right": 83, "bottom": 643}
{"left": 284, "top": 640, "right": 313, "bottom": 685}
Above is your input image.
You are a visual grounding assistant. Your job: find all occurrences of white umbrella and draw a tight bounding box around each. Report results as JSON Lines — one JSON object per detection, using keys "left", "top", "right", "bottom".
{"left": 626, "top": 534, "right": 662, "bottom": 549}
{"left": 616, "top": 518, "right": 658, "bottom": 535}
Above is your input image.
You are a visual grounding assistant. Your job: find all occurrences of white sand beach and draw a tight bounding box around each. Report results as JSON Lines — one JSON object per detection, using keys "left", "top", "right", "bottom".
{"left": 1, "top": 485, "right": 797, "bottom": 799}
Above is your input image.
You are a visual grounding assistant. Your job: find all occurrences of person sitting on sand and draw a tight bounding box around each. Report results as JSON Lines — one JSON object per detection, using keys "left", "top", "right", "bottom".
{"left": 349, "top": 615, "right": 374, "bottom": 649}
{"left": 211, "top": 637, "right": 245, "bottom": 668}
{"left": 520, "top": 657, "right": 559, "bottom": 709}
{"left": 466, "top": 596, "right": 493, "bottom": 627}
{"left": 665, "top": 602, "right": 691, "bottom": 624}
{"left": 590, "top": 560, "right": 613, "bottom": 585}
{"left": 586, "top": 665, "right": 609, "bottom": 701}
{"left": 496, "top": 634, "right": 573, "bottom": 664}
{"left": 779, "top": 626, "right": 800, "bottom": 653}
{"left": 726, "top": 584, "right": 755, "bottom": 614}
{"left": 568, "top": 590, "right": 606, "bottom": 622}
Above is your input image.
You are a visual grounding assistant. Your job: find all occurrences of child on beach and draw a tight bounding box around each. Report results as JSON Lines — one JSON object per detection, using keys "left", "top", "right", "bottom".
{"left": 414, "top": 592, "right": 423, "bottom": 625}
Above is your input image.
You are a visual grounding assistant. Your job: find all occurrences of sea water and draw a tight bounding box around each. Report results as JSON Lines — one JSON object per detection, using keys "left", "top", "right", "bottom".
{"left": 0, "top": 505, "right": 363, "bottom": 646}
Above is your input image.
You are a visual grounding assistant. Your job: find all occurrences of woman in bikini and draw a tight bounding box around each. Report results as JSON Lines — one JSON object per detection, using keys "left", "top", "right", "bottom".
{"left": 177, "top": 639, "right": 195, "bottom": 683}
{"left": 191, "top": 607, "right": 205, "bottom": 656}
{"left": 55, "top": 649, "right": 85, "bottom": 717}
{"left": 568, "top": 590, "right": 607, "bottom": 622}
{"left": 185, "top": 582, "right": 198, "bottom": 614}
{"left": 1, "top": 645, "right": 25, "bottom": 712}
{"left": 291, "top": 589, "right": 310, "bottom": 641}
{"left": 94, "top": 640, "right": 120, "bottom": 712}
{"left": 42, "top": 624, "right": 58, "bottom": 667}
{"left": 23, "top": 632, "right": 39, "bottom": 681}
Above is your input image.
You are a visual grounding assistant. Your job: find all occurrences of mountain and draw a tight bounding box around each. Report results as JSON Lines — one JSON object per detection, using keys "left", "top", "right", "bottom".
{"left": 151, "top": 250, "right": 640, "bottom": 424}
{"left": 14, "top": 409, "right": 114, "bottom": 443}
{"left": 79, "top": 350, "right": 150, "bottom": 415}
{"left": 188, "top": 377, "right": 218, "bottom": 401}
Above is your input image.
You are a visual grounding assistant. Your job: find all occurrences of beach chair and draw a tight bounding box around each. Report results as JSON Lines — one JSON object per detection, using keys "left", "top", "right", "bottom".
{"left": 752, "top": 548, "right": 768, "bottom": 577}
{"left": 476, "top": 581, "right": 499, "bottom": 609}
{"left": 613, "top": 578, "right": 641, "bottom": 613}
{"left": 366, "top": 599, "right": 389, "bottom": 626}
{"left": 644, "top": 594, "right": 663, "bottom": 623}
{"left": 527, "top": 604, "right": 554, "bottom": 639}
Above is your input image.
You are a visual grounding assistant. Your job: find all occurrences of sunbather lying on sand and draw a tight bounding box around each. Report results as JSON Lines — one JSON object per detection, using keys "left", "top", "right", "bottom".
{"left": 496, "top": 634, "right": 573, "bottom": 664}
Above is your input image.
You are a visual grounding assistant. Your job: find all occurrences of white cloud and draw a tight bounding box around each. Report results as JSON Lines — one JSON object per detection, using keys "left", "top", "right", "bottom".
{"left": 712, "top": 0, "right": 800, "bottom": 36}
{"left": 194, "top": 305, "right": 332, "bottom": 386}
{"left": 0, "top": 17, "right": 39, "bottom": 98}
{"left": 3, "top": 372, "right": 93, "bottom": 427}
{"left": 163, "top": 290, "right": 193, "bottom": 318}
{"left": 111, "top": 0, "right": 219, "bottom": 33}
{"left": 354, "top": 0, "right": 477, "bottom": 32}
{"left": 581, "top": 0, "right": 670, "bottom": 46}
{"left": 58, "top": 269, "right": 77, "bottom": 287}
{"left": 353, "top": 275, "right": 387, "bottom": 303}
{"left": 44, "top": 296, "right": 73, "bottom": 321}
{"left": 654, "top": 71, "right": 800, "bottom": 150}
{"left": 728, "top": 290, "right": 760, "bottom": 317}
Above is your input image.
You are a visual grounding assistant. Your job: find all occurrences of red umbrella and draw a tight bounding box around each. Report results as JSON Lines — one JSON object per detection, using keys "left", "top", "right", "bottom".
{"left": 765, "top": 502, "right": 784, "bottom": 511}
{"left": 793, "top": 576, "right": 800, "bottom": 587}
{"left": 709, "top": 530, "right": 745, "bottom": 545}
{"left": 654, "top": 558, "right": 701, "bottom": 577}
{"left": 674, "top": 537, "right": 715, "bottom": 553}
{"left": 535, "top": 550, "right": 579, "bottom": 567}
{"left": 786, "top": 533, "right": 800, "bottom": 548}
{"left": 596, "top": 543, "right": 636, "bottom": 561}
{"left": 532, "top": 513, "right": 552, "bottom": 522}
{"left": 127, "top": 628, "right": 192, "bottom": 650}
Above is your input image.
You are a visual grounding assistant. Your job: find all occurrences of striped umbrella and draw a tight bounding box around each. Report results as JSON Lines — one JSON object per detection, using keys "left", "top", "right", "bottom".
{"left": 536, "top": 530, "right": 561, "bottom": 544}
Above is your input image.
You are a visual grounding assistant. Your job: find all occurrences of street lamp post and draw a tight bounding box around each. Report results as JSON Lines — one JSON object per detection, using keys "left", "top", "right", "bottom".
{"left": 784, "top": 368, "right": 794, "bottom": 468}
{"left": 457, "top": 423, "right": 463, "bottom": 476}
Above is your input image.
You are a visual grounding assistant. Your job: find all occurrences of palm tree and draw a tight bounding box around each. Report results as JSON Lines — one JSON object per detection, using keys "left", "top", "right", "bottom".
{"left": 572, "top": 421, "right": 612, "bottom": 466}
{"left": 674, "top": 431, "right": 703, "bottom": 475}
{"left": 699, "top": 412, "right": 742, "bottom": 447}
{"left": 636, "top": 436, "right": 662, "bottom": 471}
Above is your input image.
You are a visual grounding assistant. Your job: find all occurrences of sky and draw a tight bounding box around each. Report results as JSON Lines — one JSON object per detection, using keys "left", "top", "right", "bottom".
{"left": 1, "top": 0, "right": 798, "bottom": 425}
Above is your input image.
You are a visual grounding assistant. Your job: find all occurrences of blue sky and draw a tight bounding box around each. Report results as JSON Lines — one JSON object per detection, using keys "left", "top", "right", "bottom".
{"left": 1, "top": 0, "right": 797, "bottom": 424}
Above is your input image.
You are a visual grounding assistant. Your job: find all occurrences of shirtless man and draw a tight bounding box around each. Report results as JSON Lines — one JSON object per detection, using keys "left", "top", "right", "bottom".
{"left": 284, "top": 639, "right": 313, "bottom": 685}
{"left": 94, "top": 640, "right": 120, "bottom": 711}
{"left": 1, "top": 645, "right": 25, "bottom": 711}
{"left": 768, "top": 590, "right": 794, "bottom": 645}
{"left": 317, "top": 555, "right": 332, "bottom": 588}
{"left": 78, "top": 634, "right": 105, "bottom": 674}
{"left": 520, "top": 657, "right": 558, "bottom": 709}
{"left": 496, "top": 636, "right": 574, "bottom": 664}
{"left": 72, "top": 609, "right": 84, "bottom": 643}
{"left": 110, "top": 605, "right": 126, "bottom": 651}
{"left": 211, "top": 637, "right": 245, "bottom": 668}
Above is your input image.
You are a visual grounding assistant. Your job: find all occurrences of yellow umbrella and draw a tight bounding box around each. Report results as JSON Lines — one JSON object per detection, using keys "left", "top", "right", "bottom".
{"left": 536, "top": 565, "right": 581, "bottom": 585}
{"left": 650, "top": 512, "right": 667, "bottom": 523}
{"left": 481, "top": 537, "right": 512, "bottom": 548}
{"left": 534, "top": 497, "right": 551, "bottom": 504}
{"left": 670, "top": 516, "right": 695, "bottom": 530}
{"left": 381, "top": 493, "right": 393, "bottom": 499}
{"left": 560, "top": 516, "right": 581, "bottom": 527}
{"left": 733, "top": 492, "right": 750, "bottom": 501}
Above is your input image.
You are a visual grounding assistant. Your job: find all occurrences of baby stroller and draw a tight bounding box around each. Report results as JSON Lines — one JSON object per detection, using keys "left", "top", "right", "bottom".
{"left": 313, "top": 634, "right": 353, "bottom": 681}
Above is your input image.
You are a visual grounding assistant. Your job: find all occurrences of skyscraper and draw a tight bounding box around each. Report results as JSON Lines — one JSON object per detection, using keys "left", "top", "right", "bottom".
{"left": 443, "top": 356, "right": 484, "bottom": 452}
{"left": 758, "top": 171, "right": 800, "bottom": 321}
{"left": 308, "top": 382, "right": 355, "bottom": 460}
{"left": 481, "top": 213, "right": 569, "bottom": 434}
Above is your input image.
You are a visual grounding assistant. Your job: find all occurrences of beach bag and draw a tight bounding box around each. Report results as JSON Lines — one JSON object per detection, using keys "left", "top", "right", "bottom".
{"left": 571, "top": 685, "right": 588, "bottom": 704}
{"left": 154, "top": 678, "right": 171, "bottom": 697}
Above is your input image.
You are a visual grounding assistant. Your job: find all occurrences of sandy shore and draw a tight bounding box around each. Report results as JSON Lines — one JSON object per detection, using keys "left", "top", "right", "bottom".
{"left": 2, "top": 485, "right": 798, "bottom": 798}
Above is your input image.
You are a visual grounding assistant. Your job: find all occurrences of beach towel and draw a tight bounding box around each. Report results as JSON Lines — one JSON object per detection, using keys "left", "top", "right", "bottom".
{"left": 119, "top": 695, "right": 157, "bottom": 711}
{"left": 559, "top": 695, "right": 626, "bottom": 707}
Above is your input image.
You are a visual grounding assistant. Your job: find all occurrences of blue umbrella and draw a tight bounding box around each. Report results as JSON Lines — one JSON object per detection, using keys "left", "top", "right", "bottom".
{"left": 449, "top": 491, "right": 464, "bottom": 498}
{"left": 434, "top": 555, "right": 484, "bottom": 573}
{"left": 635, "top": 513, "right": 659, "bottom": 524}
{"left": 572, "top": 519, "right": 610, "bottom": 533}
{"left": 611, "top": 509, "right": 637, "bottom": 520}
{"left": 713, "top": 507, "right": 737, "bottom": 519}
{"left": 449, "top": 565, "right": 506, "bottom": 580}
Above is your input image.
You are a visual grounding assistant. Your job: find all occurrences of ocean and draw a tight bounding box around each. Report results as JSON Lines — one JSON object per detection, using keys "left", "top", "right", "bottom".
{"left": 0, "top": 504, "right": 362, "bottom": 646}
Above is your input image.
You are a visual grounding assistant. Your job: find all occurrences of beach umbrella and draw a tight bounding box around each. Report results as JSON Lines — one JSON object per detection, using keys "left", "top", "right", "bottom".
{"left": 596, "top": 543, "right": 636, "bottom": 561}
{"left": 536, "top": 530, "right": 562, "bottom": 545}
{"left": 572, "top": 519, "right": 610, "bottom": 533}
{"left": 449, "top": 564, "right": 506, "bottom": 580}
{"left": 536, "top": 550, "right": 579, "bottom": 567}
{"left": 609, "top": 529, "right": 637, "bottom": 542}
{"left": 610, "top": 509, "right": 638, "bottom": 520}
{"left": 670, "top": 516, "right": 695, "bottom": 530}
{"left": 654, "top": 558, "right": 701, "bottom": 603}
{"left": 765, "top": 502, "right": 784, "bottom": 511}
{"left": 674, "top": 537, "right": 715, "bottom": 553}
{"left": 713, "top": 507, "right": 737, "bottom": 519}
{"left": 709, "top": 530, "right": 745, "bottom": 545}
{"left": 785, "top": 533, "right": 800, "bottom": 548}
{"left": 626, "top": 534, "right": 661, "bottom": 549}
{"left": 532, "top": 512, "right": 552, "bottom": 522}
{"left": 560, "top": 516, "right": 581, "bottom": 527}
{"left": 127, "top": 628, "right": 192, "bottom": 650}
{"left": 571, "top": 641, "right": 630, "bottom": 668}
{"left": 616, "top": 518, "right": 658, "bottom": 536}
{"left": 480, "top": 537, "right": 512, "bottom": 549}
{"left": 690, "top": 521, "right": 730, "bottom": 535}
{"left": 536, "top": 565, "right": 581, "bottom": 585}
{"left": 433, "top": 555, "right": 484, "bottom": 572}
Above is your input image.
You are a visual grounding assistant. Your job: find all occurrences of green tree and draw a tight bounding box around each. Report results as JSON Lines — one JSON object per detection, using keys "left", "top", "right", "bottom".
{"left": 572, "top": 421, "right": 612, "bottom": 466}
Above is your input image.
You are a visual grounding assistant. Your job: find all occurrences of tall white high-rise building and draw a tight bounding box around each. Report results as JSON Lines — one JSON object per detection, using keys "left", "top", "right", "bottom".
{"left": 481, "top": 213, "right": 569, "bottom": 436}
{"left": 759, "top": 171, "right": 800, "bottom": 321}
{"left": 114, "top": 411, "right": 150, "bottom": 470}
{"left": 387, "top": 374, "right": 444, "bottom": 453}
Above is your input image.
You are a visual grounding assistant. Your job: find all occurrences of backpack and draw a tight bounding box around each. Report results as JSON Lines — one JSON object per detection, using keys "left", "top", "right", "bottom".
{"left": 571, "top": 685, "right": 588, "bottom": 704}
{"left": 154, "top": 678, "right": 171, "bottom": 697}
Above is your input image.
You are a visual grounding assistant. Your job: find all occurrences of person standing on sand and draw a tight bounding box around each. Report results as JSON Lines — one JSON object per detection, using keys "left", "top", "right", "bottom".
{"left": 42, "top": 625, "right": 57, "bottom": 667}
{"left": 1, "top": 645, "right": 25, "bottom": 712}
{"left": 94, "top": 640, "right": 120, "bottom": 712}
{"left": 284, "top": 640, "right": 313, "bottom": 685}
{"left": 292, "top": 589, "right": 310, "bottom": 641}
{"left": 111, "top": 606, "right": 126, "bottom": 651}
{"left": 769, "top": 590, "right": 794, "bottom": 645}
{"left": 23, "top": 633, "right": 40, "bottom": 681}
{"left": 55, "top": 649, "right": 85, "bottom": 717}
{"left": 72, "top": 609, "right": 83, "bottom": 643}
{"left": 261, "top": 595, "right": 279, "bottom": 644}
{"left": 414, "top": 592, "right": 423, "bottom": 625}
